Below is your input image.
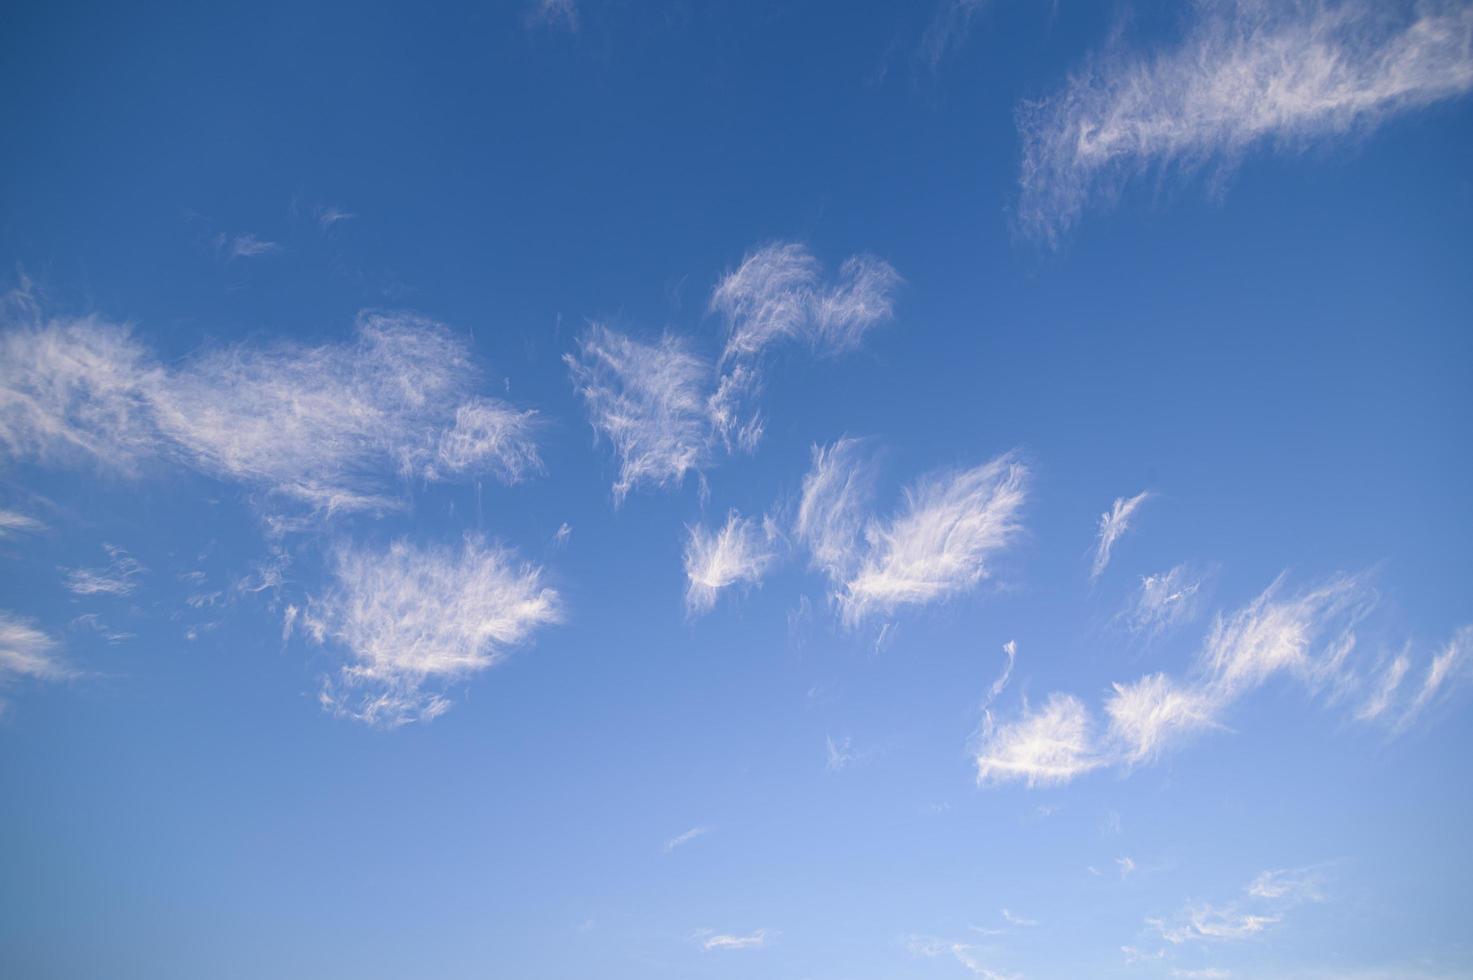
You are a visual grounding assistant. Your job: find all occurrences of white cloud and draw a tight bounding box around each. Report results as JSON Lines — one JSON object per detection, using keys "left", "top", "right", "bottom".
{"left": 920, "top": 0, "right": 992, "bottom": 68}
{"left": 0, "top": 305, "right": 543, "bottom": 516}
{"left": 683, "top": 511, "right": 780, "bottom": 615}
{"left": 663, "top": 826, "right": 710, "bottom": 854}
{"left": 0, "top": 315, "right": 164, "bottom": 471}
{"left": 1399, "top": 624, "right": 1473, "bottom": 727}
{"left": 307, "top": 536, "right": 561, "bottom": 727}
{"left": 1117, "top": 856, "right": 1137, "bottom": 877}
{"left": 711, "top": 242, "right": 821, "bottom": 361}
{"left": 1092, "top": 491, "right": 1150, "bottom": 581}
{"left": 1104, "top": 672, "right": 1222, "bottom": 766}
{"left": 527, "top": 0, "right": 578, "bottom": 31}
{"left": 711, "top": 243, "right": 901, "bottom": 362}
{"left": 707, "top": 243, "right": 901, "bottom": 454}
{"left": 1000, "top": 908, "right": 1037, "bottom": 927}
{"left": 1150, "top": 905, "right": 1281, "bottom": 944}
{"left": 700, "top": 929, "right": 769, "bottom": 951}
{"left": 216, "top": 232, "right": 280, "bottom": 260}
{"left": 1172, "top": 969, "right": 1232, "bottom": 979}
{"left": 1123, "top": 564, "right": 1205, "bottom": 637}
{"left": 826, "top": 734, "right": 856, "bottom": 772}
{"left": 977, "top": 573, "right": 1465, "bottom": 787}
{"left": 63, "top": 543, "right": 145, "bottom": 597}
{"left": 841, "top": 452, "right": 1028, "bottom": 625}
{"left": 1018, "top": 0, "right": 1473, "bottom": 242}
{"left": 976, "top": 693, "right": 1102, "bottom": 787}
{"left": 565, "top": 324, "right": 712, "bottom": 503}
{"left": 0, "top": 508, "right": 46, "bottom": 537}
{"left": 794, "top": 437, "right": 877, "bottom": 585}
{"left": 0, "top": 612, "right": 68, "bottom": 683}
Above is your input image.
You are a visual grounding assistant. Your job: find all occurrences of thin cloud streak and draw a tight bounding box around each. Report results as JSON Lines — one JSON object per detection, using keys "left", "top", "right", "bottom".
{"left": 1092, "top": 490, "right": 1150, "bottom": 581}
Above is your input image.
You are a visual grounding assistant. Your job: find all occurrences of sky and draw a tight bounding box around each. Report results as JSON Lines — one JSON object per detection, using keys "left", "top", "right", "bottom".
{"left": 1, "top": 1, "right": 1471, "bottom": 977}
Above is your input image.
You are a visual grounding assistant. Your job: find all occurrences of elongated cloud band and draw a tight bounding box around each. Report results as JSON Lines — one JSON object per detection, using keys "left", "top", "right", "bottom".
{"left": 0, "top": 305, "right": 542, "bottom": 516}
{"left": 1018, "top": 0, "right": 1473, "bottom": 242}
{"left": 976, "top": 572, "right": 1472, "bottom": 786}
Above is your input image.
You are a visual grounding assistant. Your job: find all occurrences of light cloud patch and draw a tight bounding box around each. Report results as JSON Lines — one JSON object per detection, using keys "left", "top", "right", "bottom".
{"left": 1092, "top": 490, "right": 1150, "bottom": 581}
{"left": 306, "top": 536, "right": 561, "bottom": 727}
{"left": 1123, "top": 564, "right": 1206, "bottom": 638}
{"left": 0, "top": 304, "right": 543, "bottom": 517}
{"left": 683, "top": 510, "right": 780, "bottom": 615}
{"left": 565, "top": 324, "right": 712, "bottom": 503}
{"left": 841, "top": 452, "right": 1028, "bottom": 625}
{"left": 1017, "top": 0, "right": 1473, "bottom": 242}
{"left": 0, "top": 508, "right": 46, "bottom": 537}
{"left": 663, "top": 825, "right": 711, "bottom": 854}
{"left": 699, "top": 929, "right": 769, "bottom": 951}
{"left": 63, "top": 544, "right": 145, "bottom": 597}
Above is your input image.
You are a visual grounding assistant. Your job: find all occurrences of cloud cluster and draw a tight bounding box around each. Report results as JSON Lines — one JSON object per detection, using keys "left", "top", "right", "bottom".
{"left": 306, "top": 536, "right": 561, "bottom": 727}
{"left": 796, "top": 440, "right": 1028, "bottom": 625}
{"left": 63, "top": 544, "right": 146, "bottom": 597}
{"left": 1018, "top": 0, "right": 1473, "bottom": 242}
{"left": 567, "top": 244, "right": 900, "bottom": 501}
{"left": 1148, "top": 865, "right": 1327, "bottom": 945}
{"left": 0, "top": 304, "right": 541, "bottom": 516}
{"left": 0, "top": 613, "right": 68, "bottom": 713}
{"left": 977, "top": 573, "right": 1470, "bottom": 786}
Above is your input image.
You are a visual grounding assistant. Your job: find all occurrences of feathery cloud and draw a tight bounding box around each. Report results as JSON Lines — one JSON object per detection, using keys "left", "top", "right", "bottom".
{"left": 307, "top": 536, "right": 561, "bottom": 727}
{"left": 0, "top": 305, "right": 541, "bottom": 516}
{"left": 683, "top": 511, "right": 780, "bottom": 615}
{"left": 1092, "top": 491, "right": 1150, "bottom": 581}
{"left": 1018, "top": 0, "right": 1473, "bottom": 242}
{"left": 1123, "top": 564, "right": 1205, "bottom": 637}
{"left": 977, "top": 573, "right": 1467, "bottom": 787}
{"left": 842, "top": 452, "right": 1028, "bottom": 625}
{"left": 711, "top": 243, "right": 901, "bottom": 362}
{"left": 215, "top": 232, "right": 280, "bottom": 260}
{"left": 0, "top": 508, "right": 46, "bottom": 537}
{"left": 565, "top": 324, "right": 712, "bottom": 503}
{"left": 0, "top": 612, "right": 68, "bottom": 683}
{"left": 63, "top": 544, "right": 145, "bottom": 597}
{"left": 975, "top": 692, "right": 1101, "bottom": 787}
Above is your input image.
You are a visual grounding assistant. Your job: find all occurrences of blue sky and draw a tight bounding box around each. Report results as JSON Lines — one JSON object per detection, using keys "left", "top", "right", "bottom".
{"left": 2, "top": 1, "right": 1472, "bottom": 977}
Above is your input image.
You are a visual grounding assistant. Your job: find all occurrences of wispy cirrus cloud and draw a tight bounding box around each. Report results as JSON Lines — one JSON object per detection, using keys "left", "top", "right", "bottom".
{"left": 565, "top": 324, "right": 713, "bottom": 502}
{"left": 526, "top": 0, "right": 578, "bottom": 32}
{"left": 663, "top": 825, "right": 710, "bottom": 854}
{"left": 794, "top": 440, "right": 1027, "bottom": 626}
{"left": 1122, "top": 564, "right": 1207, "bottom": 638}
{"left": 977, "top": 572, "right": 1470, "bottom": 787}
{"left": 1092, "top": 490, "right": 1150, "bottom": 581}
{"left": 711, "top": 243, "right": 901, "bottom": 362}
{"left": 905, "top": 932, "right": 1020, "bottom": 979}
{"left": 683, "top": 510, "right": 780, "bottom": 615}
{"left": 0, "top": 508, "right": 46, "bottom": 537}
{"left": 63, "top": 543, "right": 146, "bottom": 597}
{"left": 698, "top": 928, "right": 770, "bottom": 951}
{"left": 214, "top": 232, "right": 280, "bottom": 260}
{"left": 1018, "top": 0, "right": 1473, "bottom": 243}
{"left": 568, "top": 244, "right": 900, "bottom": 500}
{"left": 707, "top": 243, "right": 901, "bottom": 452}
{"left": 305, "top": 536, "right": 561, "bottom": 727}
{"left": 0, "top": 612, "right": 68, "bottom": 686}
{"left": 0, "top": 301, "right": 542, "bottom": 517}
{"left": 1149, "top": 864, "right": 1327, "bottom": 946}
